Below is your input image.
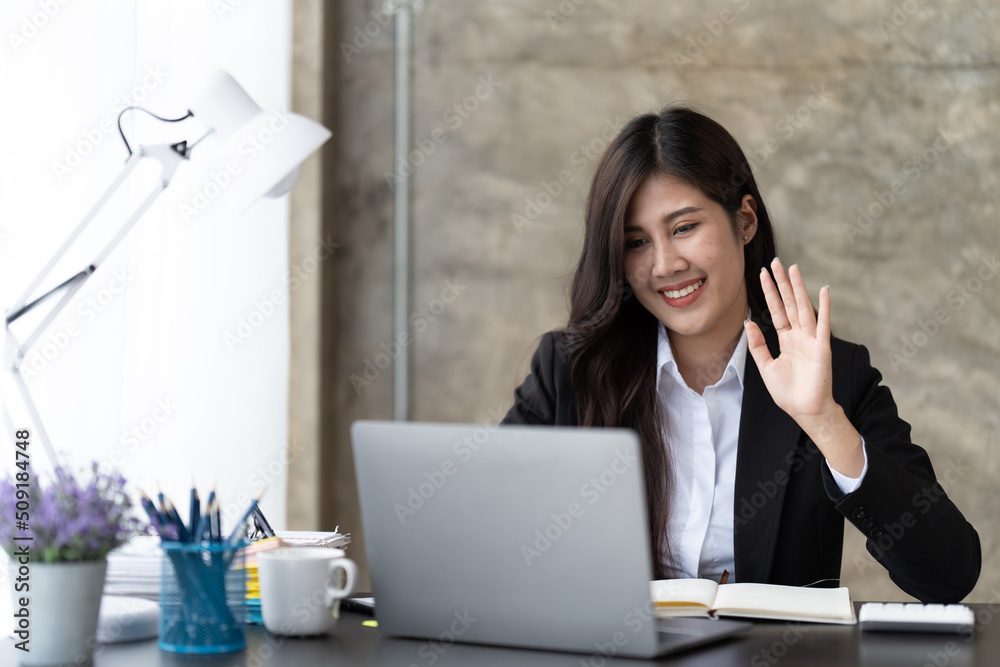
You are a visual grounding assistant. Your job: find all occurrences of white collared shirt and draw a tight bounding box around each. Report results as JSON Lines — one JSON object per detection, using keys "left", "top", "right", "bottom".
{"left": 655, "top": 321, "right": 867, "bottom": 581}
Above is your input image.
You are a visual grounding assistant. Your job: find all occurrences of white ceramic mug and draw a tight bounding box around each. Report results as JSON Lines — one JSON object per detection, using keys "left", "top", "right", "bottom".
{"left": 257, "top": 547, "right": 358, "bottom": 636}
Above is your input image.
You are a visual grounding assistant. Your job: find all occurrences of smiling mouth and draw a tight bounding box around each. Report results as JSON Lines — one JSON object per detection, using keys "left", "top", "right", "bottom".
{"left": 659, "top": 279, "right": 704, "bottom": 299}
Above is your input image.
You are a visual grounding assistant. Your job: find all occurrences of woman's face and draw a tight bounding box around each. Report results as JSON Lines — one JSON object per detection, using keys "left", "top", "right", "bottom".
{"left": 623, "top": 174, "right": 756, "bottom": 348}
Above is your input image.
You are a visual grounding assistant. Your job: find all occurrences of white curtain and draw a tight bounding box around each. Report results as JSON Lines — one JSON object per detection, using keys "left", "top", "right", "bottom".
{"left": 0, "top": 0, "right": 293, "bottom": 605}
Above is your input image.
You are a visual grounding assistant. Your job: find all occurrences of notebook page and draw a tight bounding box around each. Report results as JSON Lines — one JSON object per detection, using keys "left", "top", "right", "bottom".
{"left": 712, "top": 583, "right": 855, "bottom": 624}
{"left": 650, "top": 578, "right": 719, "bottom": 609}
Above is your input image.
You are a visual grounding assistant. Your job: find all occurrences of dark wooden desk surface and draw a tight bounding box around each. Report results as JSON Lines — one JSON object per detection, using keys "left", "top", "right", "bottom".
{"left": 4, "top": 603, "right": 998, "bottom": 666}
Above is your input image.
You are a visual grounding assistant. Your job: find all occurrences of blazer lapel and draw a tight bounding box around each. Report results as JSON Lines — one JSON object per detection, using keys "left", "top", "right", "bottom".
{"left": 733, "top": 317, "right": 802, "bottom": 583}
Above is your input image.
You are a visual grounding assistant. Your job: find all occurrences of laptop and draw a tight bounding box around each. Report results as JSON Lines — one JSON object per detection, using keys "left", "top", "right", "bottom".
{"left": 351, "top": 421, "right": 750, "bottom": 659}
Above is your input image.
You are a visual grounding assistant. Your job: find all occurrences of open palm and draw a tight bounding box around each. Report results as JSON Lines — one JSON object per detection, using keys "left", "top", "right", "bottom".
{"left": 745, "top": 258, "right": 834, "bottom": 421}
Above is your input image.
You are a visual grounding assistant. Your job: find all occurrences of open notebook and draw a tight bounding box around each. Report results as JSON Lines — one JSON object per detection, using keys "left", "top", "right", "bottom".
{"left": 651, "top": 579, "right": 857, "bottom": 625}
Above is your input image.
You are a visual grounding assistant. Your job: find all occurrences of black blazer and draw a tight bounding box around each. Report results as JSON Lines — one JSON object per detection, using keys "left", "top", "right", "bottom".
{"left": 502, "top": 321, "right": 981, "bottom": 603}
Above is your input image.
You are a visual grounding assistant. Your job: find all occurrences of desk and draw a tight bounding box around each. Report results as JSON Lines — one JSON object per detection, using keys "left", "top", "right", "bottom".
{"left": 3, "top": 603, "right": 998, "bottom": 666}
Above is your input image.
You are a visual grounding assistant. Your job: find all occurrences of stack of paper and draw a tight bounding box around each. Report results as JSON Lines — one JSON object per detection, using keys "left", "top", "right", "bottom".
{"left": 242, "top": 537, "right": 286, "bottom": 625}
{"left": 274, "top": 530, "right": 351, "bottom": 549}
{"left": 103, "top": 535, "right": 164, "bottom": 602}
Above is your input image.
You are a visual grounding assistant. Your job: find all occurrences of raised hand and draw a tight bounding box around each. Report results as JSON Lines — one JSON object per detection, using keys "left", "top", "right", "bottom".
{"left": 744, "top": 258, "right": 864, "bottom": 477}
{"left": 745, "top": 258, "right": 832, "bottom": 421}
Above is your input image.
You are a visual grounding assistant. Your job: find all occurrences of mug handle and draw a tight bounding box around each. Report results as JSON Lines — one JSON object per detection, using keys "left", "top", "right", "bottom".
{"left": 325, "top": 558, "right": 358, "bottom": 608}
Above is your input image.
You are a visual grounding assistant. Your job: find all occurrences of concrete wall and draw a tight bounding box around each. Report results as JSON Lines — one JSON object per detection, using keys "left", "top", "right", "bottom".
{"left": 315, "top": 0, "right": 1000, "bottom": 599}
{"left": 287, "top": 0, "right": 326, "bottom": 532}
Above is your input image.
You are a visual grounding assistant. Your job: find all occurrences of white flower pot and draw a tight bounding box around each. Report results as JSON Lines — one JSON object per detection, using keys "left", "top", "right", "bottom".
{"left": 8, "top": 560, "right": 107, "bottom": 666}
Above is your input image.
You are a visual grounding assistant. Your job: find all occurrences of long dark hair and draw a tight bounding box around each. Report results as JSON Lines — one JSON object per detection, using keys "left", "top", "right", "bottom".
{"left": 564, "top": 106, "right": 778, "bottom": 578}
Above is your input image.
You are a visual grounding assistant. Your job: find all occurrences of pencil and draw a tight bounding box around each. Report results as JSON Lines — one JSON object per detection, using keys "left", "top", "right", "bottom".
{"left": 210, "top": 497, "right": 220, "bottom": 542}
{"left": 188, "top": 482, "right": 200, "bottom": 539}
{"left": 138, "top": 490, "right": 162, "bottom": 535}
{"left": 164, "top": 497, "right": 191, "bottom": 543}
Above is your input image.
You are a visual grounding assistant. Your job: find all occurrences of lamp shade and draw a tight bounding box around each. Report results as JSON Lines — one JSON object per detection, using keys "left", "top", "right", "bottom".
{"left": 186, "top": 70, "right": 331, "bottom": 211}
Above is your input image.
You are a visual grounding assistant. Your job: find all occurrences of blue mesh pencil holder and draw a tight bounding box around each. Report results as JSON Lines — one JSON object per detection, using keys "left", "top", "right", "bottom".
{"left": 159, "top": 540, "right": 247, "bottom": 654}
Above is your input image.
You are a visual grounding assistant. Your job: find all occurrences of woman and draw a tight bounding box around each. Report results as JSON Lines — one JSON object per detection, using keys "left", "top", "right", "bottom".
{"left": 503, "top": 106, "right": 980, "bottom": 603}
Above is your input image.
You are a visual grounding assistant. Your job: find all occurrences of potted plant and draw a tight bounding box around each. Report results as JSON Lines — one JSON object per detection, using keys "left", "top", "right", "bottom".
{"left": 0, "top": 460, "right": 144, "bottom": 665}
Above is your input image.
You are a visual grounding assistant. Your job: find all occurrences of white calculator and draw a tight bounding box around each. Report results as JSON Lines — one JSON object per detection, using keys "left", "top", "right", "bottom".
{"left": 859, "top": 602, "right": 975, "bottom": 634}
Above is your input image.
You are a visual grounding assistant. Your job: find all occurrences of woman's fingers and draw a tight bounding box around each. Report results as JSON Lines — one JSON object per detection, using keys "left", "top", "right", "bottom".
{"left": 816, "top": 284, "right": 831, "bottom": 343}
{"left": 759, "top": 265, "right": 791, "bottom": 333}
{"left": 744, "top": 320, "right": 774, "bottom": 369}
{"left": 770, "top": 258, "right": 799, "bottom": 329}
{"left": 762, "top": 259, "right": 825, "bottom": 339}
{"left": 788, "top": 264, "right": 817, "bottom": 337}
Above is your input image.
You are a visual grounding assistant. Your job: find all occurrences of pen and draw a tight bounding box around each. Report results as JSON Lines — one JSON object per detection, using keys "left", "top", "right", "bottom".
{"left": 138, "top": 491, "right": 162, "bottom": 534}
{"left": 164, "top": 497, "right": 191, "bottom": 543}
{"left": 195, "top": 486, "right": 216, "bottom": 542}
{"left": 145, "top": 490, "right": 179, "bottom": 541}
{"left": 189, "top": 482, "right": 200, "bottom": 539}
{"left": 210, "top": 497, "right": 220, "bottom": 542}
{"left": 204, "top": 486, "right": 216, "bottom": 516}
{"left": 195, "top": 502, "right": 210, "bottom": 542}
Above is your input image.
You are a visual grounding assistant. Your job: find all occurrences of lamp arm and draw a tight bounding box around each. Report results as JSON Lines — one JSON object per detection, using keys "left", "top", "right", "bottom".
{"left": 3, "top": 142, "right": 188, "bottom": 461}
{"left": 6, "top": 152, "right": 142, "bottom": 320}
{"left": 9, "top": 355, "right": 59, "bottom": 465}
{"left": 5, "top": 266, "right": 96, "bottom": 325}
{"left": 8, "top": 266, "right": 95, "bottom": 370}
{"left": 5, "top": 144, "right": 187, "bottom": 369}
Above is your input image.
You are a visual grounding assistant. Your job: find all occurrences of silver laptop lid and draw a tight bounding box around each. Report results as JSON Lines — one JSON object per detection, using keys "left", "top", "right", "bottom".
{"left": 351, "top": 421, "right": 661, "bottom": 658}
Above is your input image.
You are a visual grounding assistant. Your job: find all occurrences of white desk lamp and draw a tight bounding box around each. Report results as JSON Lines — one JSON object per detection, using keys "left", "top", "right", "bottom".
{"left": 2, "top": 70, "right": 331, "bottom": 462}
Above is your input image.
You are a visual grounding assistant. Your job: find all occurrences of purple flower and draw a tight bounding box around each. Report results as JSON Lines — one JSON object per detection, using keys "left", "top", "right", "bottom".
{"left": 0, "top": 461, "right": 145, "bottom": 562}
